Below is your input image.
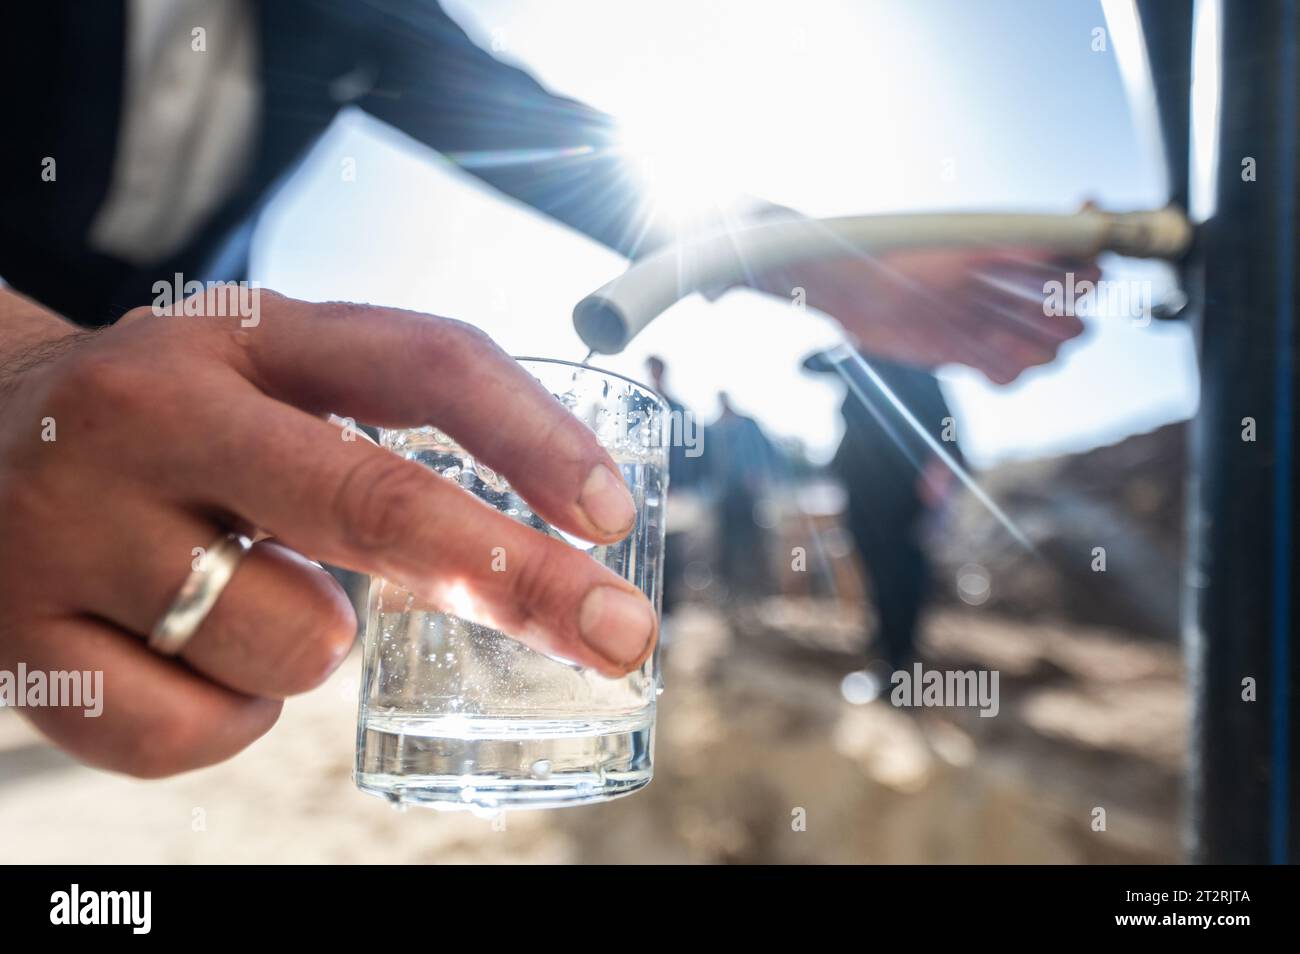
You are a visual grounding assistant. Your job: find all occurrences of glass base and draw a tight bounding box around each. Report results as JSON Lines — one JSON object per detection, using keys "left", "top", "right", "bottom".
{"left": 354, "top": 714, "right": 654, "bottom": 812}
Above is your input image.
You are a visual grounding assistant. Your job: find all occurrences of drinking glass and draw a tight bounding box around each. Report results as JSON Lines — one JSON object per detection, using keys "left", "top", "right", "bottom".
{"left": 355, "top": 358, "right": 669, "bottom": 811}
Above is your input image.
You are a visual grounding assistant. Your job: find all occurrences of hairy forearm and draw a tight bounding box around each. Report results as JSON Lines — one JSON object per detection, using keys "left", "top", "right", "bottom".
{"left": 0, "top": 286, "right": 80, "bottom": 356}
{"left": 0, "top": 287, "right": 88, "bottom": 393}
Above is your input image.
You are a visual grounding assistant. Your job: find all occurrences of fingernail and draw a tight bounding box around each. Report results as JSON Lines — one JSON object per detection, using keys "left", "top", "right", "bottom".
{"left": 578, "top": 586, "right": 655, "bottom": 668}
{"left": 579, "top": 465, "right": 636, "bottom": 535}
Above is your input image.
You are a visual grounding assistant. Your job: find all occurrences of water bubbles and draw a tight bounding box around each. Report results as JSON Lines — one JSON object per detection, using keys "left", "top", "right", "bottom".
{"left": 472, "top": 460, "right": 511, "bottom": 494}
{"left": 530, "top": 759, "right": 553, "bottom": 780}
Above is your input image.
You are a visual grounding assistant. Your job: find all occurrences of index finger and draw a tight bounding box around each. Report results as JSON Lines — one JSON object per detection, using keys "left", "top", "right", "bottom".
{"left": 213, "top": 292, "right": 638, "bottom": 545}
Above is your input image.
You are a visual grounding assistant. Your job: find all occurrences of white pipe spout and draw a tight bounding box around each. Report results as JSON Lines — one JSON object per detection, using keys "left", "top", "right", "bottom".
{"left": 573, "top": 206, "right": 1193, "bottom": 355}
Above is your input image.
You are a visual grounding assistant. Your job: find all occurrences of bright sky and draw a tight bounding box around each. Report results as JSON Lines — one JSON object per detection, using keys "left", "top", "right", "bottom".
{"left": 255, "top": 0, "right": 1198, "bottom": 467}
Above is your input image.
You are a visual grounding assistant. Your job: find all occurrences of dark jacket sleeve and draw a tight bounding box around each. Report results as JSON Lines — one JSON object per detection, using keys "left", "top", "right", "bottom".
{"left": 908, "top": 373, "right": 962, "bottom": 465}
{"left": 350, "top": 0, "right": 672, "bottom": 259}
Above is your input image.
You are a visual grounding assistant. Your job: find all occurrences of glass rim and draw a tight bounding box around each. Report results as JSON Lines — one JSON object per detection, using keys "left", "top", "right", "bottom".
{"left": 513, "top": 356, "right": 670, "bottom": 414}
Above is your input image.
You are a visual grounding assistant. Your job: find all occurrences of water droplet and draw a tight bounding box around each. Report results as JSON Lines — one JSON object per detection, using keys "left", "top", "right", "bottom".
{"left": 530, "top": 759, "right": 553, "bottom": 779}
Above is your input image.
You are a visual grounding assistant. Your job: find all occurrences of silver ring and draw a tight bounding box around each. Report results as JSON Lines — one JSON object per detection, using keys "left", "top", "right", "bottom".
{"left": 148, "top": 532, "right": 253, "bottom": 656}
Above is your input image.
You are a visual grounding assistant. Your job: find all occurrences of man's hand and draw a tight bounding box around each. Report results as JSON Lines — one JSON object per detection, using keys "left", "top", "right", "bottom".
{"left": 751, "top": 243, "right": 1096, "bottom": 385}
{"left": 0, "top": 289, "right": 656, "bottom": 778}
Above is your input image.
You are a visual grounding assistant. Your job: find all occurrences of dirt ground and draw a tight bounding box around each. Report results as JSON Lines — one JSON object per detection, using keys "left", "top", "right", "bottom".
{"left": 0, "top": 599, "right": 1184, "bottom": 864}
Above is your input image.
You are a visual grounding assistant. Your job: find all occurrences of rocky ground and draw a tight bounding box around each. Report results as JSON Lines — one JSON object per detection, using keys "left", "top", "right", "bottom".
{"left": 933, "top": 422, "right": 1185, "bottom": 642}
{"left": 0, "top": 597, "right": 1183, "bottom": 864}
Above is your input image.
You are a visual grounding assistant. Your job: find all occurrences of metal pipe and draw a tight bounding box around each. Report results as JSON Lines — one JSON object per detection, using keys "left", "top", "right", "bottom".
{"left": 1184, "top": 0, "right": 1300, "bottom": 864}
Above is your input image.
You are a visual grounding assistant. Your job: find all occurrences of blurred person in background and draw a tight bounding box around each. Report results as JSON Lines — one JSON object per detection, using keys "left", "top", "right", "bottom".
{"left": 0, "top": 1, "right": 1086, "bottom": 776}
{"left": 804, "top": 350, "right": 962, "bottom": 676}
{"left": 706, "top": 392, "right": 781, "bottom": 602}
{"left": 646, "top": 356, "right": 703, "bottom": 619}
